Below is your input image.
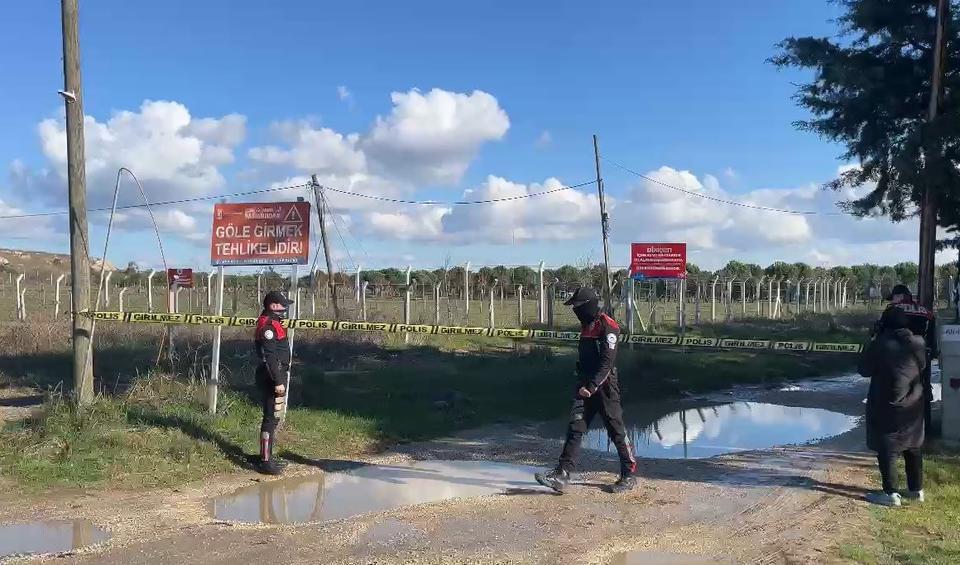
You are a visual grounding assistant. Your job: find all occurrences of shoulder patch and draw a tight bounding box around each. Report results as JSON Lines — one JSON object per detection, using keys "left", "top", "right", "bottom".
{"left": 606, "top": 333, "right": 617, "bottom": 349}
{"left": 262, "top": 329, "right": 275, "bottom": 340}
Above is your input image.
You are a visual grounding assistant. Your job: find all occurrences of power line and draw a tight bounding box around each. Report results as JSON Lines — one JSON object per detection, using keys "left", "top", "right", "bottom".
{"left": 321, "top": 180, "right": 596, "bottom": 206}
{"left": 322, "top": 191, "right": 373, "bottom": 264}
{"left": 0, "top": 182, "right": 312, "bottom": 221}
{"left": 324, "top": 197, "right": 358, "bottom": 271}
{"left": 605, "top": 159, "right": 845, "bottom": 216}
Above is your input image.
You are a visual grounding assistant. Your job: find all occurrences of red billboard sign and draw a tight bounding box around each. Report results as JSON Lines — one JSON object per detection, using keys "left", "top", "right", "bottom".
{"left": 630, "top": 243, "right": 687, "bottom": 280}
{"left": 167, "top": 268, "right": 194, "bottom": 288}
{"left": 211, "top": 202, "right": 311, "bottom": 266}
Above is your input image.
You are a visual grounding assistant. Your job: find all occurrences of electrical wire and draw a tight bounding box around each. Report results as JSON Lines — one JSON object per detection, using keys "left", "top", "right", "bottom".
{"left": 605, "top": 159, "right": 846, "bottom": 216}
{"left": 84, "top": 167, "right": 171, "bottom": 386}
{"left": 325, "top": 197, "right": 358, "bottom": 271}
{"left": 321, "top": 190, "right": 373, "bottom": 264}
{"left": 320, "top": 180, "right": 596, "bottom": 206}
{"left": 0, "top": 182, "right": 313, "bottom": 221}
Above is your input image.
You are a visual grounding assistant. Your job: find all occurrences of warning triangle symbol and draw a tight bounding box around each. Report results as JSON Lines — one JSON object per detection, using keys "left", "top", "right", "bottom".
{"left": 284, "top": 205, "right": 303, "bottom": 223}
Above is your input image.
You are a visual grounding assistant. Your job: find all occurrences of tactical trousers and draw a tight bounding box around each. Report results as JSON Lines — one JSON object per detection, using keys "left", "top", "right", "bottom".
{"left": 558, "top": 379, "right": 636, "bottom": 476}
{"left": 256, "top": 365, "right": 280, "bottom": 462}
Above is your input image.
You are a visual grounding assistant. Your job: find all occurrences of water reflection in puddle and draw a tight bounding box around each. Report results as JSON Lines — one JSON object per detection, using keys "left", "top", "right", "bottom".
{"left": 212, "top": 460, "right": 542, "bottom": 525}
{"left": 586, "top": 402, "right": 858, "bottom": 459}
{"left": 0, "top": 520, "right": 109, "bottom": 558}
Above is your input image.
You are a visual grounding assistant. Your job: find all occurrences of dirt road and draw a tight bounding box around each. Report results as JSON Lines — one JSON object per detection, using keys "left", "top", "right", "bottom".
{"left": 5, "top": 377, "right": 877, "bottom": 564}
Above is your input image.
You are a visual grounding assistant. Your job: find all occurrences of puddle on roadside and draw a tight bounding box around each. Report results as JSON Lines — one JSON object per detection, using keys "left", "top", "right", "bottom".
{"left": 0, "top": 520, "right": 109, "bottom": 558}
{"left": 609, "top": 551, "right": 729, "bottom": 564}
{"left": 212, "top": 460, "right": 542, "bottom": 525}
{"left": 584, "top": 401, "right": 858, "bottom": 459}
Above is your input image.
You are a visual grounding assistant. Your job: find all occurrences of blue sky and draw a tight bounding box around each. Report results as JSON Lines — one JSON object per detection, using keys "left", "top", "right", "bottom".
{"left": 0, "top": 1, "right": 936, "bottom": 272}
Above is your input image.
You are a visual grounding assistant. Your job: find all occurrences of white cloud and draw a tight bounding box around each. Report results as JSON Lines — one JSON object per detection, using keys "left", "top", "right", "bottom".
{"left": 441, "top": 176, "right": 599, "bottom": 243}
{"left": 362, "top": 88, "right": 509, "bottom": 184}
{"left": 365, "top": 207, "right": 449, "bottom": 241}
{"left": 246, "top": 88, "right": 511, "bottom": 219}
{"left": 613, "top": 166, "right": 816, "bottom": 250}
{"left": 337, "top": 85, "right": 352, "bottom": 102}
{"left": 248, "top": 123, "right": 366, "bottom": 175}
{"left": 32, "top": 100, "right": 246, "bottom": 210}
{"left": 341, "top": 175, "right": 600, "bottom": 245}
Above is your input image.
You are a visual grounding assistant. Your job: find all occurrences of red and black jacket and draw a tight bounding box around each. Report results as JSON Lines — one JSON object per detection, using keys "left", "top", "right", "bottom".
{"left": 255, "top": 311, "right": 291, "bottom": 385}
{"left": 578, "top": 313, "right": 621, "bottom": 394}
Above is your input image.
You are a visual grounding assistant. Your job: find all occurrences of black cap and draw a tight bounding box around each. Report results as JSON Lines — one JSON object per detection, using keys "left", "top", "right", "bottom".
{"left": 263, "top": 291, "right": 294, "bottom": 309}
{"left": 887, "top": 284, "right": 912, "bottom": 301}
{"left": 564, "top": 287, "right": 599, "bottom": 307}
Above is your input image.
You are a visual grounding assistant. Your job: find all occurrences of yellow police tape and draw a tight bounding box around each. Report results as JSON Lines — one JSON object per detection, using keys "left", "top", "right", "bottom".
{"left": 84, "top": 311, "right": 864, "bottom": 354}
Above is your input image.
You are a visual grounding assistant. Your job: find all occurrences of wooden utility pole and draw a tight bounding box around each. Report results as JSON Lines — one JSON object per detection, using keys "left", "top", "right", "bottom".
{"left": 919, "top": 0, "right": 949, "bottom": 309}
{"left": 593, "top": 135, "right": 614, "bottom": 311}
{"left": 61, "top": 0, "right": 94, "bottom": 405}
{"left": 311, "top": 175, "right": 341, "bottom": 320}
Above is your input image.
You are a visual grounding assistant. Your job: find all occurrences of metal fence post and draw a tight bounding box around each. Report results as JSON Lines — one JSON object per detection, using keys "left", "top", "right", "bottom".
{"left": 489, "top": 281, "right": 496, "bottom": 329}
{"left": 517, "top": 285, "right": 524, "bottom": 326}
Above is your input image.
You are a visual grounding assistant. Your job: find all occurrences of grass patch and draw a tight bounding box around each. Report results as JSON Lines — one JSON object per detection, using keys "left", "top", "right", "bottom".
{"left": 843, "top": 449, "right": 960, "bottom": 564}
{"left": 0, "top": 376, "right": 378, "bottom": 491}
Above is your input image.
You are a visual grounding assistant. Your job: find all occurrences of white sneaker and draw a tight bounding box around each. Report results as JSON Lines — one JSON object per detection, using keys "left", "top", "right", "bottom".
{"left": 902, "top": 489, "right": 925, "bottom": 502}
{"left": 866, "top": 491, "right": 902, "bottom": 507}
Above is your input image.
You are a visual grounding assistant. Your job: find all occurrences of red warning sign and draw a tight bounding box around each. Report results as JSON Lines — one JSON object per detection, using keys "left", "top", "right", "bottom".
{"left": 167, "top": 268, "right": 194, "bottom": 288}
{"left": 211, "top": 202, "right": 311, "bottom": 266}
{"left": 629, "top": 242, "right": 687, "bottom": 280}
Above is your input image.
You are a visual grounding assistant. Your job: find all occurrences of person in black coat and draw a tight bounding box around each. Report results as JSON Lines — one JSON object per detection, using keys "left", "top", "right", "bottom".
{"left": 859, "top": 307, "right": 927, "bottom": 507}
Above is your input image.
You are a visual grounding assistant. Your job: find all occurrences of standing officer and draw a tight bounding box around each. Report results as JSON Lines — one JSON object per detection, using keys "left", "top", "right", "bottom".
{"left": 255, "top": 291, "right": 293, "bottom": 475}
{"left": 535, "top": 287, "right": 637, "bottom": 494}
{"left": 875, "top": 284, "right": 938, "bottom": 436}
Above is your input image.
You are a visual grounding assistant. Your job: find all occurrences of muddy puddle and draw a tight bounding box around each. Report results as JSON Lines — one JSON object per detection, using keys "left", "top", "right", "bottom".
{"left": 0, "top": 520, "right": 109, "bottom": 558}
{"left": 212, "top": 460, "right": 543, "bottom": 525}
{"left": 584, "top": 401, "right": 858, "bottom": 459}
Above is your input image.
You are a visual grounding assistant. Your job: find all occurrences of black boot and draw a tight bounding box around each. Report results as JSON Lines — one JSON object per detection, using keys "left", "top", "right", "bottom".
{"left": 257, "top": 430, "right": 285, "bottom": 476}
{"left": 608, "top": 474, "right": 637, "bottom": 494}
{"left": 258, "top": 459, "right": 285, "bottom": 476}
{"left": 535, "top": 468, "right": 570, "bottom": 493}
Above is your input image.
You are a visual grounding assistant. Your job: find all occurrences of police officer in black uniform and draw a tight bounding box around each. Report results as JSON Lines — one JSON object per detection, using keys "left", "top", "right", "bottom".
{"left": 874, "top": 284, "right": 938, "bottom": 436}
{"left": 255, "top": 291, "right": 293, "bottom": 475}
{"left": 535, "top": 287, "right": 638, "bottom": 493}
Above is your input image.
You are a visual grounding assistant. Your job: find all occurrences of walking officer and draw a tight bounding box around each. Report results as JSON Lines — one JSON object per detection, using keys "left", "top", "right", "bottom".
{"left": 255, "top": 291, "right": 293, "bottom": 475}
{"left": 535, "top": 287, "right": 637, "bottom": 493}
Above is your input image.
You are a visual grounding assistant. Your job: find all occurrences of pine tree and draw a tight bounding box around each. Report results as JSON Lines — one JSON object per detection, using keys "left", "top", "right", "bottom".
{"left": 772, "top": 1, "right": 960, "bottom": 227}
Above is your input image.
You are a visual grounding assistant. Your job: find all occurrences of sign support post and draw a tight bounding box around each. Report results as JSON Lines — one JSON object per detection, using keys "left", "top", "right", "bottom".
{"left": 207, "top": 265, "right": 224, "bottom": 414}
{"left": 283, "top": 263, "right": 299, "bottom": 421}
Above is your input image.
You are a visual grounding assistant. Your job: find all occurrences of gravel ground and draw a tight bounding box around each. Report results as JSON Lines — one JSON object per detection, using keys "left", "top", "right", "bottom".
{"left": 3, "top": 376, "right": 876, "bottom": 564}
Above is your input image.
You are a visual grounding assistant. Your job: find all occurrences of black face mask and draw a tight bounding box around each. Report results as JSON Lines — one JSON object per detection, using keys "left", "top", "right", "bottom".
{"left": 573, "top": 301, "right": 600, "bottom": 325}
{"left": 266, "top": 308, "right": 288, "bottom": 320}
